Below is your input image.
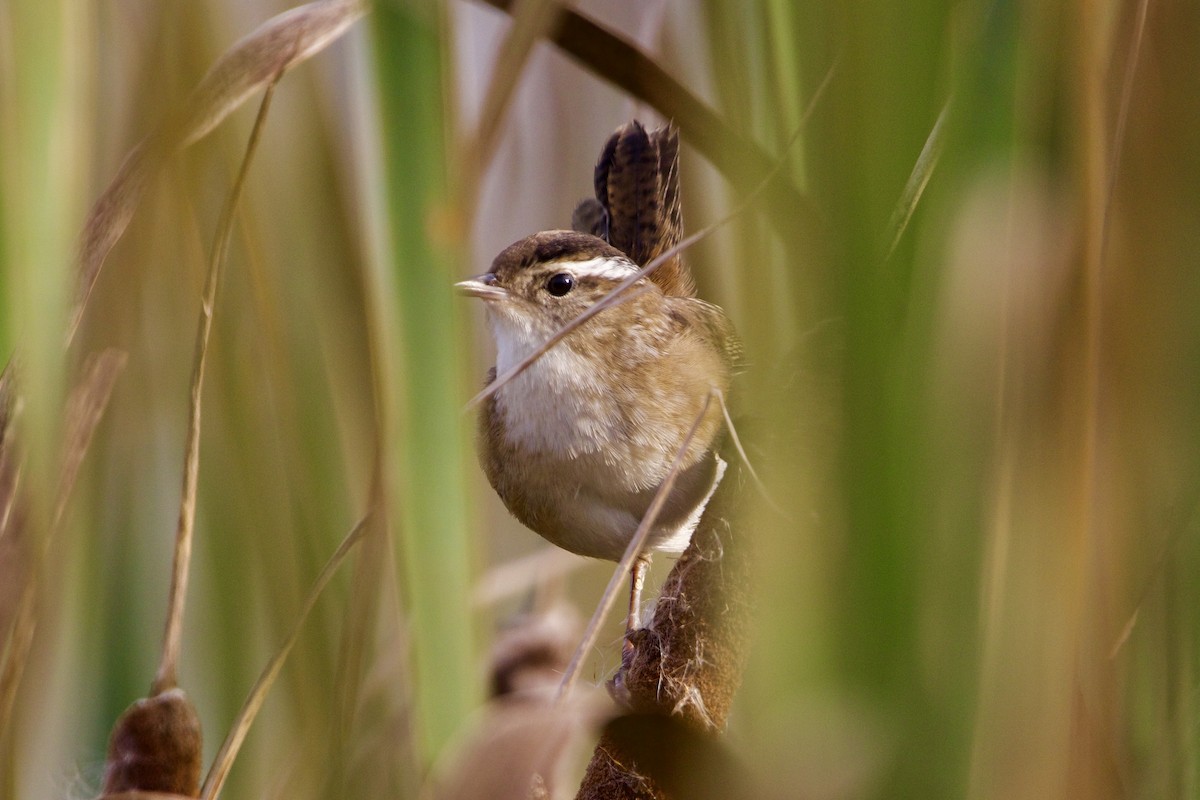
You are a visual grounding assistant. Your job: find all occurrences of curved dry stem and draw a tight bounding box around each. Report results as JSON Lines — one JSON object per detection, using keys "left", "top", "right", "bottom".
{"left": 70, "top": 0, "right": 366, "bottom": 343}
{"left": 555, "top": 392, "right": 714, "bottom": 703}
{"left": 479, "top": 0, "right": 823, "bottom": 245}
{"left": 1100, "top": 0, "right": 1150, "bottom": 271}
{"left": 1101, "top": 0, "right": 1153, "bottom": 652}
{"left": 457, "top": 0, "right": 565, "bottom": 225}
{"left": 712, "top": 387, "right": 783, "bottom": 518}
{"left": 152, "top": 74, "right": 283, "bottom": 697}
{"left": 0, "top": 588, "right": 34, "bottom": 746}
{"left": 0, "top": 351, "right": 126, "bottom": 736}
{"left": 199, "top": 515, "right": 371, "bottom": 800}
{"left": 55, "top": 350, "right": 128, "bottom": 527}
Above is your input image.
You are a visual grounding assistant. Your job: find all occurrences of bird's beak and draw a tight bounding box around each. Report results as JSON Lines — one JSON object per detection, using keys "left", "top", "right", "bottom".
{"left": 454, "top": 273, "right": 507, "bottom": 301}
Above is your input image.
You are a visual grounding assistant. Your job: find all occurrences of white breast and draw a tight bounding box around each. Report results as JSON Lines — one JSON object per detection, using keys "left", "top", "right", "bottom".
{"left": 489, "top": 312, "right": 616, "bottom": 458}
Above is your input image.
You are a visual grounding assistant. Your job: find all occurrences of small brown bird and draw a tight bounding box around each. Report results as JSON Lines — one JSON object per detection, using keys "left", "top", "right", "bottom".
{"left": 458, "top": 123, "right": 736, "bottom": 630}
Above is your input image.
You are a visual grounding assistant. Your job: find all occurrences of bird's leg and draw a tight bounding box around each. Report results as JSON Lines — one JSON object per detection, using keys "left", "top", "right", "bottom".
{"left": 627, "top": 554, "right": 651, "bottom": 632}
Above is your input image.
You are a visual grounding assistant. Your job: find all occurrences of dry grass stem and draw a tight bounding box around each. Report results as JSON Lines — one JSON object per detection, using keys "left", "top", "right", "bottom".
{"left": 55, "top": 350, "right": 128, "bottom": 527}
{"left": 0, "top": 591, "right": 34, "bottom": 753}
{"left": 479, "top": 0, "right": 823, "bottom": 243}
{"left": 458, "top": 0, "right": 564, "bottom": 224}
{"left": 0, "top": 351, "right": 126, "bottom": 737}
{"left": 884, "top": 100, "right": 949, "bottom": 262}
{"left": 1082, "top": 0, "right": 1150, "bottom": 586}
{"left": 153, "top": 74, "right": 283, "bottom": 697}
{"left": 199, "top": 514, "right": 371, "bottom": 800}
{"left": 1109, "top": 494, "right": 1196, "bottom": 660}
{"left": 712, "top": 388, "right": 781, "bottom": 518}
{"left": 0, "top": 372, "right": 29, "bottom": 740}
{"left": 71, "top": 0, "right": 366, "bottom": 343}
{"left": 1100, "top": 0, "right": 1151, "bottom": 271}
{"left": 555, "top": 392, "right": 714, "bottom": 704}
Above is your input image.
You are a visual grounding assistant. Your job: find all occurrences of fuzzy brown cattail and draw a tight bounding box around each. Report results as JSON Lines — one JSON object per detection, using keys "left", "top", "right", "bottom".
{"left": 575, "top": 456, "right": 751, "bottom": 800}
{"left": 102, "top": 688, "right": 203, "bottom": 797}
{"left": 430, "top": 607, "right": 608, "bottom": 800}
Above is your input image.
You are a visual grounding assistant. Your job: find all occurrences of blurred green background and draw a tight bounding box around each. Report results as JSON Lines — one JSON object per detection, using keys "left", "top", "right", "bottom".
{"left": 1, "top": 0, "right": 1197, "bottom": 797}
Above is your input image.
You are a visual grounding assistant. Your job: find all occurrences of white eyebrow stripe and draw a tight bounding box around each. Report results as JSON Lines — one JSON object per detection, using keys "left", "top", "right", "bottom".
{"left": 557, "top": 256, "right": 638, "bottom": 281}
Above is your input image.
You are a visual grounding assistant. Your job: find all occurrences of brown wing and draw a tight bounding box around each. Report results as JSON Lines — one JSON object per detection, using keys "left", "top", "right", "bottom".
{"left": 667, "top": 295, "right": 744, "bottom": 376}
{"left": 570, "top": 197, "right": 608, "bottom": 240}
{"left": 591, "top": 121, "right": 695, "bottom": 298}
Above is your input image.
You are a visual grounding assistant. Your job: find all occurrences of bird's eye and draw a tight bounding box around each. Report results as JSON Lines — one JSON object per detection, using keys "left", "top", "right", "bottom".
{"left": 546, "top": 272, "right": 575, "bottom": 297}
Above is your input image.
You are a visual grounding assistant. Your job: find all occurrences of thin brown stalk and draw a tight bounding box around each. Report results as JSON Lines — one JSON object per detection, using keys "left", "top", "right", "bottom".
{"left": 0, "top": 350, "right": 127, "bottom": 737}
{"left": 0, "top": 590, "right": 34, "bottom": 750}
{"left": 329, "top": 468, "right": 387, "bottom": 748}
{"left": 1083, "top": 0, "right": 1149, "bottom": 545}
{"left": 54, "top": 350, "right": 128, "bottom": 527}
{"left": 712, "top": 387, "right": 782, "bottom": 517}
{"left": 555, "top": 392, "right": 714, "bottom": 703}
{"left": 199, "top": 515, "right": 371, "bottom": 800}
{"left": 466, "top": 59, "right": 836, "bottom": 411}
{"left": 479, "top": 0, "right": 823, "bottom": 244}
{"left": 463, "top": 0, "right": 564, "bottom": 174}
{"left": 1079, "top": 0, "right": 1151, "bottom": 683}
{"left": 152, "top": 74, "right": 283, "bottom": 697}
{"left": 1109, "top": 488, "right": 1197, "bottom": 660}
{"left": 70, "top": 0, "right": 366, "bottom": 344}
{"left": 1083, "top": 10, "right": 1149, "bottom": 614}
{"left": 1099, "top": 0, "right": 1150, "bottom": 270}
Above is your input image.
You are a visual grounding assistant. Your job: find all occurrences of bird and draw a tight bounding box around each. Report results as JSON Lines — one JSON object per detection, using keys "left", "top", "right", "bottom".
{"left": 457, "top": 122, "right": 737, "bottom": 633}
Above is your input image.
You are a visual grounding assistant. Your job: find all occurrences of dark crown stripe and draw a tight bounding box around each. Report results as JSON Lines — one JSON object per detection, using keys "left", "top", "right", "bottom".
{"left": 490, "top": 230, "right": 627, "bottom": 279}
